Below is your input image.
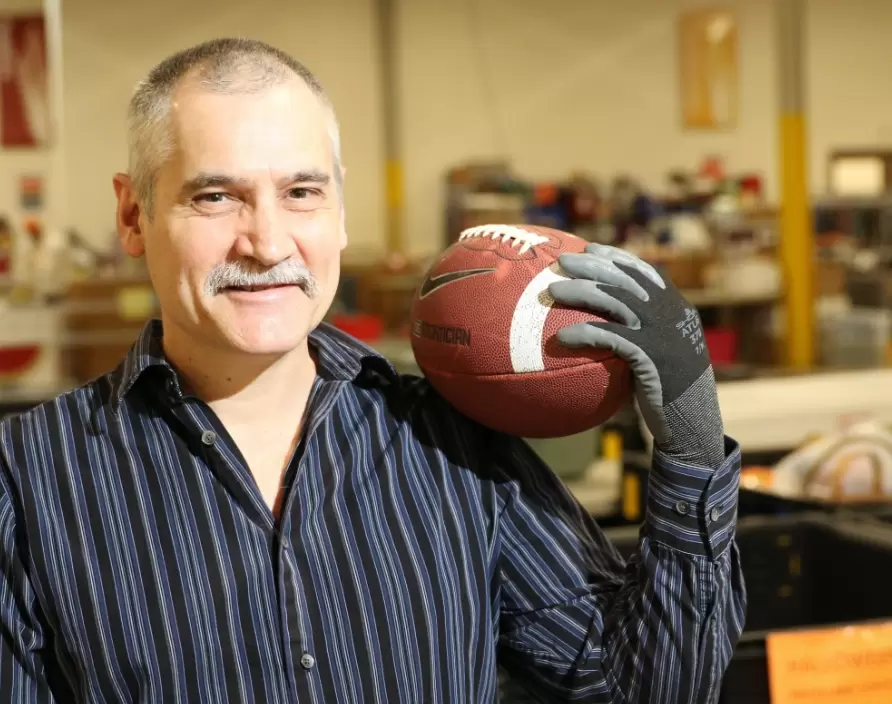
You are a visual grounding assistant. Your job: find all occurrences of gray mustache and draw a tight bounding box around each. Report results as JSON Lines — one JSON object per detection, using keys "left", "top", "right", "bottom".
{"left": 205, "top": 260, "right": 321, "bottom": 298}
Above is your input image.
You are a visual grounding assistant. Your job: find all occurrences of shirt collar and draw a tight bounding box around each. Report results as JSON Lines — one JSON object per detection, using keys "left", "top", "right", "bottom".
{"left": 110, "top": 319, "right": 399, "bottom": 407}
{"left": 308, "top": 321, "right": 399, "bottom": 382}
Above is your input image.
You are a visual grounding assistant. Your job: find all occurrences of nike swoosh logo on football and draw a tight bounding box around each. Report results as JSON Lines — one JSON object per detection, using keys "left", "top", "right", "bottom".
{"left": 419, "top": 268, "right": 496, "bottom": 298}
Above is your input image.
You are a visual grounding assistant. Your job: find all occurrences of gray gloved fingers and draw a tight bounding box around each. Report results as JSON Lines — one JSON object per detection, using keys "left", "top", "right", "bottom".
{"left": 558, "top": 253, "right": 650, "bottom": 302}
{"left": 548, "top": 280, "right": 641, "bottom": 330}
{"left": 582, "top": 243, "right": 666, "bottom": 289}
{"left": 556, "top": 321, "right": 647, "bottom": 367}
{"left": 556, "top": 322, "right": 665, "bottom": 412}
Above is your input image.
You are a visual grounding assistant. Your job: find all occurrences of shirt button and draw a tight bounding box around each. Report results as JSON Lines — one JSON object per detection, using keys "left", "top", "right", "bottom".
{"left": 301, "top": 653, "right": 316, "bottom": 670}
{"left": 675, "top": 500, "right": 690, "bottom": 515}
{"left": 200, "top": 430, "right": 217, "bottom": 446}
{"left": 709, "top": 507, "right": 721, "bottom": 523}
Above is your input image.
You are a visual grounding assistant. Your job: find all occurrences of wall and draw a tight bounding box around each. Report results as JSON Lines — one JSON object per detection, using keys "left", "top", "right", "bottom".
{"left": 59, "top": 0, "right": 385, "bottom": 260}
{"left": 807, "top": 0, "right": 892, "bottom": 175}
{"left": 6, "top": 0, "right": 892, "bottom": 261}
{"left": 398, "top": 0, "right": 892, "bottom": 258}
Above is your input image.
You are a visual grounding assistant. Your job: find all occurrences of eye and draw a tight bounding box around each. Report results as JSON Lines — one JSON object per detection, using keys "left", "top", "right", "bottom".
{"left": 194, "top": 192, "right": 230, "bottom": 204}
{"left": 284, "top": 187, "right": 324, "bottom": 210}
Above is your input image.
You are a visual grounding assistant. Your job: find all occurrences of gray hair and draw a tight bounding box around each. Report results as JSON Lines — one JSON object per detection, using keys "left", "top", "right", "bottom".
{"left": 127, "top": 37, "right": 342, "bottom": 218}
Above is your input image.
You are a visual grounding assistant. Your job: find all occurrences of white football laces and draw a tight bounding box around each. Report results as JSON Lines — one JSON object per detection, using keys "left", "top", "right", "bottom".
{"left": 459, "top": 225, "right": 551, "bottom": 255}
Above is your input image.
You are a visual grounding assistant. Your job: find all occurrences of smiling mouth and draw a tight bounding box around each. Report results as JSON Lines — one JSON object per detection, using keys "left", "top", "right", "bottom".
{"left": 223, "top": 284, "right": 297, "bottom": 293}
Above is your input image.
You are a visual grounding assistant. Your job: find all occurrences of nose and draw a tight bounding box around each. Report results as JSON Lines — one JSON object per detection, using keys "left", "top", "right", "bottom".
{"left": 234, "top": 200, "right": 298, "bottom": 266}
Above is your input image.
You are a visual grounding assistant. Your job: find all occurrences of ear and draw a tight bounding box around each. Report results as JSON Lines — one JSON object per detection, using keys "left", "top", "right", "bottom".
{"left": 338, "top": 208, "right": 348, "bottom": 251}
{"left": 113, "top": 173, "right": 146, "bottom": 257}
{"left": 338, "top": 165, "right": 348, "bottom": 250}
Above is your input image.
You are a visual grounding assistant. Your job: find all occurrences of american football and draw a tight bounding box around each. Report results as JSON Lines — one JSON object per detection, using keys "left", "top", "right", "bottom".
{"left": 410, "top": 224, "right": 633, "bottom": 438}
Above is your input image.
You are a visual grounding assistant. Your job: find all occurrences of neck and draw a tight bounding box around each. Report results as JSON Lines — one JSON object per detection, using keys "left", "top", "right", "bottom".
{"left": 161, "top": 323, "right": 318, "bottom": 425}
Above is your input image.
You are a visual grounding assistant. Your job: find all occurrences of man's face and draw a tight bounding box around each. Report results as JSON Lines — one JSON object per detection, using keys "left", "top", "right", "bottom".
{"left": 117, "top": 77, "right": 346, "bottom": 358}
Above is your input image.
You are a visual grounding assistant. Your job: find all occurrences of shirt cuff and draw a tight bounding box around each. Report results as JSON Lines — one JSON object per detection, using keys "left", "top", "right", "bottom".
{"left": 643, "top": 436, "right": 741, "bottom": 559}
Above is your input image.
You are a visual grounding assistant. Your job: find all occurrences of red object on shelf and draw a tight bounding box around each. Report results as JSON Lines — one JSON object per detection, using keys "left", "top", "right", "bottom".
{"left": 704, "top": 328, "right": 738, "bottom": 366}
{"left": 699, "top": 155, "right": 725, "bottom": 182}
{"left": 534, "top": 183, "right": 559, "bottom": 206}
{"left": 0, "top": 346, "right": 41, "bottom": 378}
{"left": 330, "top": 313, "right": 384, "bottom": 342}
{"left": 739, "top": 174, "right": 762, "bottom": 198}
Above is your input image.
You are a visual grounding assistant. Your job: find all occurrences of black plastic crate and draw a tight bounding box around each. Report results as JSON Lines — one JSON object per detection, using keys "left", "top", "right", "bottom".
{"left": 737, "top": 487, "right": 892, "bottom": 520}
{"left": 604, "top": 513, "right": 892, "bottom": 703}
{"left": 736, "top": 486, "right": 827, "bottom": 519}
{"left": 854, "top": 506, "right": 892, "bottom": 524}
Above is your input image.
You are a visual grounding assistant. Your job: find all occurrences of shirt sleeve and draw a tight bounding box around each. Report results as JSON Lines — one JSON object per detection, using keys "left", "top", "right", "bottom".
{"left": 0, "top": 471, "right": 58, "bottom": 702}
{"left": 493, "top": 435, "right": 746, "bottom": 704}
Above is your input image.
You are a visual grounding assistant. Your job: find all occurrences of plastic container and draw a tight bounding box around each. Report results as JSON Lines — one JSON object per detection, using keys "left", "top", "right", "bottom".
{"left": 819, "top": 307, "right": 891, "bottom": 368}
{"left": 705, "top": 327, "right": 738, "bottom": 366}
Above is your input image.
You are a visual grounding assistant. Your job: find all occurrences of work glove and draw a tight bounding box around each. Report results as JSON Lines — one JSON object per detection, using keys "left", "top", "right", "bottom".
{"left": 548, "top": 243, "right": 726, "bottom": 468}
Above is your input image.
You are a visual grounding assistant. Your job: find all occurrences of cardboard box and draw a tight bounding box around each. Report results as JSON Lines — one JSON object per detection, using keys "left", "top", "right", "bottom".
{"left": 815, "top": 261, "right": 848, "bottom": 297}
{"left": 847, "top": 268, "right": 892, "bottom": 308}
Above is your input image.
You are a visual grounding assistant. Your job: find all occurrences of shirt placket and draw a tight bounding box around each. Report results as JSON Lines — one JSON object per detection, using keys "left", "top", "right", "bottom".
{"left": 276, "top": 377, "right": 348, "bottom": 702}
{"left": 161, "top": 384, "right": 294, "bottom": 700}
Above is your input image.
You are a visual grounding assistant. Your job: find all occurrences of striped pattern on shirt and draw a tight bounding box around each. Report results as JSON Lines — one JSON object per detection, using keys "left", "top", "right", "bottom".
{"left": 0, "top": 320, "right": 745, "bottom": 703}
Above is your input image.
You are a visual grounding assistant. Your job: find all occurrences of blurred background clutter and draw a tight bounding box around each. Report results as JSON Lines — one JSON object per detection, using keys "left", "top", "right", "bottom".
{"left": 3, "top": 0, "right": 892, "bottom": 701}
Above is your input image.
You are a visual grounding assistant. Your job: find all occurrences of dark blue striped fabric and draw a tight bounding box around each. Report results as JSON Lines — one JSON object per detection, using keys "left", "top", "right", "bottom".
{"left": 0, "top": 320, "right": 745, "bottom": 703}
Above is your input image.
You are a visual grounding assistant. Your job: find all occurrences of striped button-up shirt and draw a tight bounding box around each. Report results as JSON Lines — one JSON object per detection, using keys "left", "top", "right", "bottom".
{"left": 0, "top": 321, "right": 745, "bottom": 703}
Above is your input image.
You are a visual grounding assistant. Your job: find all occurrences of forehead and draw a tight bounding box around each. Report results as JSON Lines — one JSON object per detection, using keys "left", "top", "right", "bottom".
{"left": 167, "top": 78, "right": 334, "bottom": 177}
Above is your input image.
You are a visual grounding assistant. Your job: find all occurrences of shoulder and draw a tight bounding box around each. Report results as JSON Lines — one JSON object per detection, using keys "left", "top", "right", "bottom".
{"left": 0, "top": 375, "right": 115, "bottom": 481}
{"left": 312, "top": 323, "right": 503, "bottom": 459}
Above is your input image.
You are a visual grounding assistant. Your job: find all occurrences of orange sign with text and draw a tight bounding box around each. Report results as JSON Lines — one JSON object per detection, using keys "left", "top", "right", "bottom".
{"left": 767, "top": 621, "right": 892, "bottom": 704}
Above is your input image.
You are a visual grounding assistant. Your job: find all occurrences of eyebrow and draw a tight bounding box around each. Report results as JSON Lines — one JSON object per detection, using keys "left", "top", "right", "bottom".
{"left": 178, "top": 169, "right": 332, "bottom": 199}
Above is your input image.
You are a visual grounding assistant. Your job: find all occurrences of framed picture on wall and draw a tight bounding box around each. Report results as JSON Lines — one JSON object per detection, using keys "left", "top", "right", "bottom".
{"left": 0, "top": 14, "right": 50, "bottom": 148}
{"left": 679, "top": 9, "right": 739, "bottom": 130}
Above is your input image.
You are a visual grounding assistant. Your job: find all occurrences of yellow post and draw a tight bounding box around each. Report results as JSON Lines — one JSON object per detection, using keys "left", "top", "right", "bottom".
{"left": 777, "top": 0, "right": 814, "bottom": 369}
{"left": 386, "top": 159, "right": 404, "bottom": 254}
{"left": 376, "top": 0, "right": 405, "bottom": 257}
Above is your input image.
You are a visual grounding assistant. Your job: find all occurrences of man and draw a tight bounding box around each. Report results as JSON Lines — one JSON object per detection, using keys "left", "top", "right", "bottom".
{"left": 0, "top": 38, "right": 744, "bottom": 703}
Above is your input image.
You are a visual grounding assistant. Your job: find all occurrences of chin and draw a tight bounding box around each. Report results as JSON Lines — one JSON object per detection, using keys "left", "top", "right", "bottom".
{"left": 202, "top": 286, "right": 333, "bottom": 357}
{"left": 219, "top": 311, "right": 316, "bottom": 357}
{"left": 229, "top": 333, "right": 308, "bottom": 357}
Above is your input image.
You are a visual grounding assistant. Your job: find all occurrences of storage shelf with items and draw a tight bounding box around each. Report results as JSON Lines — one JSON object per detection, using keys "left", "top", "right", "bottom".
{"left": 62, "top": 277, "right": 159, "bottom": 385}
{"left": 813, "top": 195, "right": 892, "bottom": 370}
{"left": 442, "top": 156, "right": 784, "bottom": 376}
